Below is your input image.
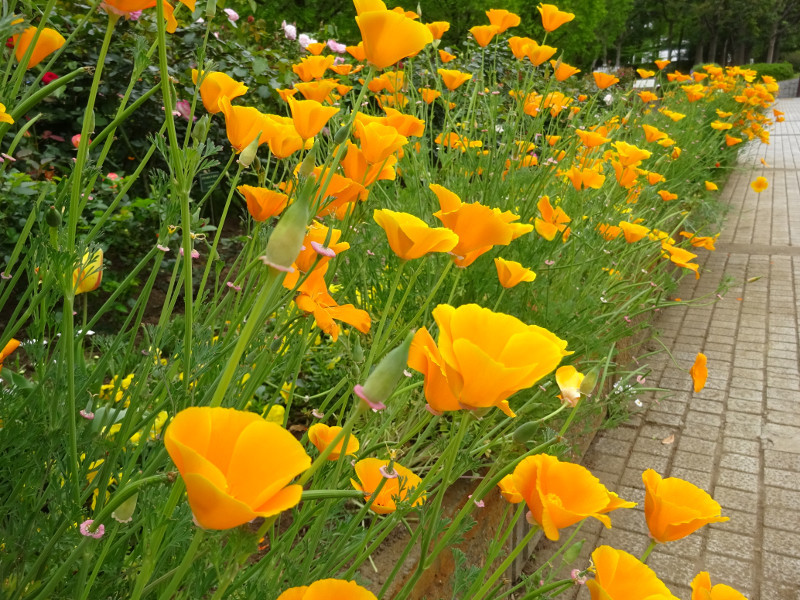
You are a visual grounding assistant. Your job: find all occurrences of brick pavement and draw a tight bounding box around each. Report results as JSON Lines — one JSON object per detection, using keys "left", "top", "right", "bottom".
{"left": 535, "top": 99, "right": 800, "bottom": 600}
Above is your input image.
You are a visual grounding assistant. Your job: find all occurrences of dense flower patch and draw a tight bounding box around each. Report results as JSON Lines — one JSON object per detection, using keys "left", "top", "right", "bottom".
{"left": 0, "top": 1, "right": 777, "bottom": 598}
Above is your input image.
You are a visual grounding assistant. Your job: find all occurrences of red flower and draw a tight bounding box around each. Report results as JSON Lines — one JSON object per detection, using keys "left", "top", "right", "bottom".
{"left": 42, "top": 71, "right": 59, "bottom": 84}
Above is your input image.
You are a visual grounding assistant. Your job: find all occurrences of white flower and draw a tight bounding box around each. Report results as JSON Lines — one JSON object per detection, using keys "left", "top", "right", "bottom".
{"left": 298, "top": 33, "right": 317, "bottom": 48}
{"left": 603, "top": 93, "right": 613, "bottom": 105}
{"left": 281, "top": 20, "right": 297, "bottom": 41}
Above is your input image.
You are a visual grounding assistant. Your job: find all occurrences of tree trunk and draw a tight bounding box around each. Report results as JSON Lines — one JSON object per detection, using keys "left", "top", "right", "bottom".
{"left": 767, "top": 20, "right": 779, "bottom": 63}
{"left": 694, "top": 42, "right": 704, "bottom": 66}
{"left": 665, "top": 20, "right": 674, "bottom": 61}
{"left": 615, "top": 40, "right": 622, "bottom": 69}
{"left": 721, "top": 37, "right": 728, "bottom": 65}
{"left": 708, "top": 32, "right": 718, "bottom": 64}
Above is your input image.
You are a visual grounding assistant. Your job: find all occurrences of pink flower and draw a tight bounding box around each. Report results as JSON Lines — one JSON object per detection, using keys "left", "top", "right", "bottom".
{"left": 179, "top": 247, "right": 200, "bottom": 259}
{"left": 106, "top": 172, "right": 120, "bottom": 181}
{"left": 79, "top": 410, "right": 95, "bottom": 420}
{"left": 72, "top": 134, "right": 82, "bottom": 148}
{"left": 310, "top": 241, "right": 336, "bottom": 258}
{"left": 42, "top": 72, "right": 59, "bottom": 84}
{"left": 223, "top": 8, "right": 239, "bottom": 22}
{"left": 79, "top": 520, "right": 105, "bottom": 539}
{"left": 327, "top": 39, "right": 347, "bottom": 53}
{"left": 175, "top": 99, "right": 194, "bottom": 121}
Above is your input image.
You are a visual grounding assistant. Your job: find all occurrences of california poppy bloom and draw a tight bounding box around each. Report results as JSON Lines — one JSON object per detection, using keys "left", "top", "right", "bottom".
{"left": 219, "top": 97, "right": 270, "bottom": 153}
{"left": 354, "top": 121, "right": 408, "bottom": 164}
{"left": 277, "top": 579, "right": 377, "bottom": 600}
{"left": 690, "top": 352, "right": 707, "bottom": 392}
{"left": 587, "top": 546, "right": 679, "bottom": 600}
{"left": 438, "top": 68, "right": 472, "bottom": 91}
{"left": 101, "top": 0, "right": 195, "bottom": 32}
{"left": 291, "top": 55, "right": 335, "bottom": 82}
{"left": 287, "top": 98, "right": 339, "bottom": 140}
{"left": 643, "top": 469, "right": 728, "bottom": 543}
{"left": 262, "top": 114, "right": 306, "bottom": 159}
{"left": 164, "top": 406, "right": 311, "bottom": 530}
{"left": 537, "top": 3, "right": 574, "bottom": 32}
{"left": 497, "top": 474, "right": 523, "bottom": 503}
{"left": 593, "top": 71, "right": 619, "bottom": 89}
{"left": 192, "top": 69, "right": 247, "bottom": 114}
{"left": 73, "top": 250, "right": 103, "bottom": 295}
{"left": 534, "top": 196, "right": 570, "bottom": 241}
{"left": 486, "top": 9, "right": 520, "bottom": 33}
{"left": 555, "top": 365, "right": 584, "bottom": 406}
{"left": 657, "top": 190, "right": 678, "bottom": 201}
{"left": 13, "top": 27, "right": 65, "bottom": 69}
{"left": 750, "top": 176, "right": 768, "bottom": 193}
{"left": 512, "top": 454, "right": 635, "bottom": 540}
{"left": 293, "top": 79, "right": 339, "bottom": 104}
{"left": 469, "top": 24, "right": 499, "bottom": 48}
{"left": 418, "top": 88, "right": 441, "bottom": 104}
{"left": 293, "top": 269, "right": 371, "bottom": 341}
{"left": 637, "top": 68, "right": 655, "bottom": 79}
{"left": 351, "top": 458, "right": 424, "bottom": 514}
{"left": 237, "top": 186, "right": 288, "bottom": 221}
{"left": 408, "top": 304, "right": 569, "bottom": 416}
{"left": 550, "top": 60, "right": 580, "bottom": 82}
{"left": 654, "top": 59, "right": 670, "bottom": 70}
{"left": 525, "top": 41, "right": 557, "bottom": 66}
{"left": 690, "top": 572, "right": 747, "bottom": 600}
{"left": 618, "top": 221, "right": 650, "bottom": 243}
{"left": 0, "top": 338, "right": 20, "bottom": 369}
{"left": 613, "top": 141, "right": 651, "bottom": 167}
{"left": 575, "top": 129, "right": 610, "bottom": 148}
{"left": 494, "top": 258, "right": 536, "bottom": 289}
{"left": 425, "top": 21, "right": 450, "bottom": 40}
{"left": 373, "top": 209, "right": 459, "bottom": 260}
{"left": 308, "top": 423, "right": 359, "bottom": 460}
{"left": 355, "top": 5, "right": 432, "bottom": 69}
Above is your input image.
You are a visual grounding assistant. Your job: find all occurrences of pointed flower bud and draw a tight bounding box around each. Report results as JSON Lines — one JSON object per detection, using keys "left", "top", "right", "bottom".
{"left": 262, "top": 195, "right": 310, "bottom": 272}
{"left": 112, "top": 492, "right": 138, "bottom": 523}
{"left": 354, "top": 332, "right": 414, "bottom": 410}
{"left": 237, "top": 133, "right": 261, "bottom": 168}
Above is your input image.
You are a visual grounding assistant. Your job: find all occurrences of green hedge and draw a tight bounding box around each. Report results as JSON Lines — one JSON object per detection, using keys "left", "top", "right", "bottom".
{"left": 748, "top": 62, "right": 795, "bottom": 81}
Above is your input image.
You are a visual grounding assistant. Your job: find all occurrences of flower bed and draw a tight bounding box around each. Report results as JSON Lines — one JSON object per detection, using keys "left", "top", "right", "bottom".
{"left": 0, "top": 1, "right": 779, "bottom": 599}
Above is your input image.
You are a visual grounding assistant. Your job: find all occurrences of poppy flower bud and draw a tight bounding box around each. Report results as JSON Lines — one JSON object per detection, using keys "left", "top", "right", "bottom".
{"left": 579, "top": 366, "right": 601, "bottom": 396}
{"left": 352, "top": 335, "right": 364, "bottom": 363}
{"left": 298, "top": 144, "right": 317, "bottom": 178}
{"left": 333, "top": 123, "right": 351, "bottom": 145}
{"left": 512, "top": 421, "right": 539, "bottom": 444}
{"left": 354, "top": 331, "right": 414, "bottom": 411}
{"left": 262, "top": 194, "right": 310, "bottom": 272}
{"left": 45, "top": 206, "right": 61, "bottom": 227}
{"left": 112, "top": 492, "right": 138, "bottom": 523}
{"left": 562, "top": 539, "right": 584, "bottom": 564}
{"left": 238, "top": 133, "right": 261, "bottom": 168}
{"left": 192, "top": 115, "right": 210, "bottom": 145}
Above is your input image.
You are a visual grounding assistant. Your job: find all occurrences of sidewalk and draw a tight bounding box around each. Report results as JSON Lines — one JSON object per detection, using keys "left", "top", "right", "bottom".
{"left": 538, "top": 98, "right": 800, "bottom": 600}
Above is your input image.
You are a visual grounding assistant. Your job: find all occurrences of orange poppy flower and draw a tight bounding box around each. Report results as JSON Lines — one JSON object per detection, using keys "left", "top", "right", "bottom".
{"left": 304, "top": 42, "right": 325, "bottom": 55}
{"left": 550, "top": 60, "right": 580, "bottom": 82}
{"left": 587, "top": 546, "right": 679, "bottom": 600}
{"left": 277, "top": 579, "right": 377, "bottom": 600}
{"left": 381, "top": 107, "right": 425, "bottom": 137}
{"left": 425, "top": 21, "right": 450, "bottom": 39}
{"left": 294, "top": 269, "right": 370, "bottom": 341}
{"left": 13, "top": 27, "right": 65, "bottom": 69}
{"left": 286, "top": 98, "right": 339, "bottom": 140}
{"left": 637, "top": 68, "right": 655, "bottom": 79}
{"left": 408, "top": 304, "right": 569, "bottom": 416}
{"left": 307, "top": 423, "right": 360, "bottom": 460}
{"left": 534, "top": 196, "right": 570, "bottom": 241}
{"left": 262, "top": 114, "right": 305, "bottom": 159}
{"left": 618, "top": 221, "right": 650, "bottom": 243}
{"left": 438, "top": 68, "right": 472, "bottom": 91}
{"left": 351, "top": 458, "right": 424, "bottom": 514}
{"left": 355, "top": 7, "right": 433, "bottom": 69}
{"left": 575, "top": 129, "right": 610, "bottom": 148}
{"left": 73, "top": 250, "right": 103, "bottom": 295}
{"left": 497, "top": 474, "right": 523, "bottom": 503}
{"left": 613, "top": 141, "right": 651, "bottom": 167}
{"left": 293, "top": 79, "right": 339, "bottom": 103}
{"left": 418, "top": 88, "right": 441, "bottom": 104}
{"left": 438, "top": 49, "right": 457, "bottom": 63}
{"left": 537, "top": 3, "right": 575, "bottom": 32}
{"left": 690, "top": 352, "right": 707, "bottom": 392}
{"left": 102, "top": 0, "right": 194, "bottom": 32}
{"left": 1, "top": 338, "right": 21, "bottom": 369}
{"left": 346, "top": 42, "right": 366, "bottom": 61}
{"left": 525, "top": 41, "right": 557, "bottom": 66}
{"left": 494, "top": 258, "right": 536, "bottom": 289}
{"left": 291, "top": 55, "right": 335, "bottom": 82}
{"left": 642, "top": 124, "right": 667, "bottom": 143}
{"left": 643, "top": 469, "right": 728, "bottom": 543}
{"left": 593, "top": 71, "right": 619, "bottom": 89}
{"left": 680, "top": 231, "right": 718, "bottom": 250}
{"left": 191, "top": 70, "right": 247, "bottom": 114}
{"left": 597, "top": 223, "right": 622, "bottom": 240}
{"left": 555, "top": 365, "right": 584, "bottom": 406}
{"left": 725, "top": 134, "right": 742, "bottom": 146}
{"left": 564, "top": 165, "right": 605, "bottom": 191}
{"left": 354, "top": 121, "right": 408, "bottom": 164}
{"left": 638, "top": 90, "right": 659, "bottom": 103}
{"left": 690, "top": 572, "right": 747, "bottom": 600}
{"left": 654, "top": 59, "right": 670, "bottom": 70}
{"left": 469, "top": 24, "right": 499, "bottom": 47}
{"left": 164, "top": 406, "right": 311, "bottom": 530}
{"left": 486, "top": 9, "right": 520, "bottom": 33}
{"left": 373, "top": 209, "right": 459, "bottom": 260}
{"left": 750, "top": 176, "right": 768, "bottom": 192}
{"left": 512, "top": 454, "right": 635, "bottom": 540}
{"left": 429, "top": 184, "right": 518, "bottom": 267}
{"left": 237, "top": 186, "right": 288, "bottom": 222}
{"left": 219, "top": 97, "right": 271, "bottom": 153}
{"left": 658, "top": 190, "right": 678, "bottom": 201}
{"left": 662, "top": 243, "right": 699, "bottom": 278}
{"left": 507, "top": 36, "right": 533, "bottom": 60}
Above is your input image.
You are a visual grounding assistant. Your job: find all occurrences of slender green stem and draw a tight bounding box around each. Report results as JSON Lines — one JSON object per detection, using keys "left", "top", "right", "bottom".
{"left": 364, "top": 259, "right": 406, "bottom": 371}
{"left": 156, "top": 529, "right": 206, "bottom": 600}
{"left": 640, "top": 539, "right": 658, "bottom": 563}
{"left": 473, "top": 525, "right": 540, "bottom": 600}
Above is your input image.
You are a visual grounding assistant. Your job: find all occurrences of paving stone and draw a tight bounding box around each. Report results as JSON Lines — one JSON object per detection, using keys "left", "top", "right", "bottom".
{"left": 763, "top": 527, "right": 800, "bottom": 557}
{"left": 713, "top": 486, "right": 759, "bottom": 513}
{"left": 716, "top": 468, "right": 760, "bottom": 491}
{"left": 706, "top": 529, "right": 756, "bottom": 562}
{"left": 763, "top": 552, "right": 800, "bottom": 585}
{"left": 765, "top": 467, "right": 800, "bottom": 491}
{"left": 704, "top": 554, "right": 754, "bottom": 597}
{"left": 718, "top": 452, "right": 760, "bottom": 474}
{"left": 708, "top": 507, "right": 758, "bottom": 537}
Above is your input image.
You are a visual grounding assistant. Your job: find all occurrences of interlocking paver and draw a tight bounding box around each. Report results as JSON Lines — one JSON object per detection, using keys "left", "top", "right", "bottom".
{"left": 546, "top": 99, "right": 800, "bottom": 600}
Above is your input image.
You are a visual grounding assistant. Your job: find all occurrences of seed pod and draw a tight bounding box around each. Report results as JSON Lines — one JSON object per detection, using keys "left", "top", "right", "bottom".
{"left": 45, "top": 206, "right": 62, "bottom": 227}
{"left": 354, "top": 332, "right": 414, "bottom": 410}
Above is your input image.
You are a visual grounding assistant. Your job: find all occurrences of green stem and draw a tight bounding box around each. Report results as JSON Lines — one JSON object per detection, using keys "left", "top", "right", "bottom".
{"left": 640, "top": 539, "right": 658, "bottom": 563}
{"left": 300, "top": 489, "right": 365, "bottom": 501}
{"left": 156, "top": 528, "right": 206, "bottom": 600}
{"left": 364, "top": 259, "right": 406, "bottom": 372}
{"left": 473, "top": 525, "right": 540, "bottom": 600}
